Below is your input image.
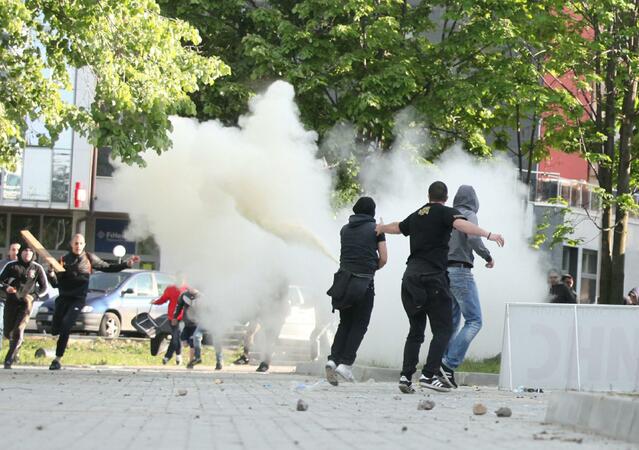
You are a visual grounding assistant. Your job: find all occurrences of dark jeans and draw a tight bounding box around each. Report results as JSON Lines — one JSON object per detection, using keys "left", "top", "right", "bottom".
{"left": 4, "top": 296, "right": 33, "bottom": 364}
{"left": 52, "top": 296, "right": 85, "bottom": 358}
{"left": 400, "top": 273, "right": 453, "bottom": 379}
{"left": 181, "top": 325, "right": 197, "bottom": 348}
{"left": 164, "top": 323, "right": 182, "bottom": 359}
{"left": 328, "top": 284, "right": 374, "bottom": 366}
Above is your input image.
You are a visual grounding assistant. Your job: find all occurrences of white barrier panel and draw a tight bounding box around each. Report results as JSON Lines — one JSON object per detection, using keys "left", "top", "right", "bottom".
{"left": 499, "top": 303, "right": 639, "bottom": 392}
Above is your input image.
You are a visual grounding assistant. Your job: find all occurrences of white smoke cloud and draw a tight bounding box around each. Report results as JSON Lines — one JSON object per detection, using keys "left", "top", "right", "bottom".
{"left": 110, "top": 81, "right": 548, "bottom": 367}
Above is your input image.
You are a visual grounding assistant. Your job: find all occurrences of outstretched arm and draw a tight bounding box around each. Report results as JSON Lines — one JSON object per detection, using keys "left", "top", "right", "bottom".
{"left": 453, "top": 219, "right": 505, "bottom": 247}
{"left": 375, "top": 222, "right": 401, "bottom": 235}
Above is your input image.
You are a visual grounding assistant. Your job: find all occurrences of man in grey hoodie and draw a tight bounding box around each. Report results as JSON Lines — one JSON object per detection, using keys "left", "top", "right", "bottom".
{"left": 440, "top": 185, "right": 494, "bottom": 389}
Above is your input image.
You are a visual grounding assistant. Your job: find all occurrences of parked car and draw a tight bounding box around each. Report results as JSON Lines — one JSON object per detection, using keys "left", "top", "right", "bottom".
{"left": 26, "top": 286, "right": 58, "bottom": 332}
{"left": 35, "top": 270, "right": 175, "bottom": 338}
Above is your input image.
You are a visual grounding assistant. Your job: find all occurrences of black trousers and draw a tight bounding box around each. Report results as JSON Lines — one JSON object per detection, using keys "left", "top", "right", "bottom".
{"left": 164, "top": 323, "right": 182, "bottom": 359}
{"left": 52, "top": 296, "right": 85, "bottom": 358}
{"left": 329, "top": 284, "right": 374, "bottom": 366}
{"left": 400, "top": 273, "right": 453, "bottom": 379}
{"left": 4, "top": 296, "right": 33, "bottom": 364}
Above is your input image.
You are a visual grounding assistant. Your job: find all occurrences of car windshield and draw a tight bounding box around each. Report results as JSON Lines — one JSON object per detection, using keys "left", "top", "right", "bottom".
{"left": 88, "top": 272, "right": 131, "bottom": 293}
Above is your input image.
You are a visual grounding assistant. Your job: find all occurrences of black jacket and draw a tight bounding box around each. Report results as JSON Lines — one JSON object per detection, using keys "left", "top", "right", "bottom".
{"left": 175, "top": 291, "right": 198, "bottom": 327}
{"left": 48, "top": 252, "right": 128, "bottom": 298}
{"left": 549, "top": 283, "right": 577, "bottom": 304}
{"left": 0, "top": 259, "right": 48, "bottom": 303}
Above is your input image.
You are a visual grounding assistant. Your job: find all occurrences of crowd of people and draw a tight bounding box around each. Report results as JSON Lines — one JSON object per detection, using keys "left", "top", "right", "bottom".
{"left": 0, "top": 180, "right": 636, "bottom": 386}
{"left": 326, "top": 181, "right": 504, "bottom": 393}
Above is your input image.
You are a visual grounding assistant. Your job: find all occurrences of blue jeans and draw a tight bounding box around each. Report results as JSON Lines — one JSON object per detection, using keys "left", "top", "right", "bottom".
{"left": 193, "top": 327, "right": 223, "bottom": 362}
{"left": 442, "top": 267, "right": 482, "bottom": 370}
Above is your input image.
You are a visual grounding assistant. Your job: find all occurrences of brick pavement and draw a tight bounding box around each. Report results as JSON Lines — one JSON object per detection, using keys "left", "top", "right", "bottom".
{"left": 0, "top": 366, "right": 632, "bottom": 450}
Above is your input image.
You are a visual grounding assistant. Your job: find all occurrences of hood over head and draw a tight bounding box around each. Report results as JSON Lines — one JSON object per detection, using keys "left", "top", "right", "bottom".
{"left": 453, "top": 185, "right": 479, "bottom": 212}
{"left": 352, "top": 196, "right": 376, "bottom": 217}
{"left": 347, "top": 214, "right": 376, "bottom": 228}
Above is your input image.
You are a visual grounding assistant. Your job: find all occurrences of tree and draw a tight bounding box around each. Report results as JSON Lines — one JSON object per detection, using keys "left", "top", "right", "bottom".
{"left": 0, "top": 0, "right": 229, "bottom": 168}
{"left": 537, "top": 1, "right": 639, "bottom": 304}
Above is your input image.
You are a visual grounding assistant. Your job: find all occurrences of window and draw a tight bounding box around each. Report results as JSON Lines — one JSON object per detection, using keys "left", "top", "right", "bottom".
{"left": 97, "top": 147, "right": 114, "bottom": 177}
{"left": 155, "top": 274, "right": 176, "bottom": 295}
{"left": 51, "top": 149, "right": 71, "bottom": 203}
{"left": 3, "top": 162, "right": 22, "bottom": 201}
{"left": 42, "top": 217, "right": 72, "bottom": 250}
{"left": 562, "top": 246, "right": 578, "bottom": 280}
{"left": 131, "top": 273, "right": 154, "bottom": 296}
{"left": 137, "top": 236, "right": 158, "bottom": 255}
{"left": 580, "top": 249, "right": 598, "bottom": 304}
{"left": 9, "top": 215, "right": 40, "bottom": 245}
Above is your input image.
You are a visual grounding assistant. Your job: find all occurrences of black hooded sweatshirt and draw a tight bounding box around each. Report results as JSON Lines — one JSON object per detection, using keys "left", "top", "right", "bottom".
{"left": 0, "top": 256, "right": 47, "bottom": 301}
{"left": 48, "top": 252, "right": 128, "bottom": 298}
{"left": 339, "top": 214, "right": 386, "bottom": 275}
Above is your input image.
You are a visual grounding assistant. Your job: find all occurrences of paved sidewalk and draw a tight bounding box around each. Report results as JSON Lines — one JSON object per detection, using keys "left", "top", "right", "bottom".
{"left": 0, "top": 366, "right": 632, "bottom": 450}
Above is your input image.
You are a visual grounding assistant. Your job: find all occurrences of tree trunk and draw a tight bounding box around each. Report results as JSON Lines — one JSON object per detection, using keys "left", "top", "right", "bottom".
{"left": 597, "top": 51, "right": 618, "bottom": 304}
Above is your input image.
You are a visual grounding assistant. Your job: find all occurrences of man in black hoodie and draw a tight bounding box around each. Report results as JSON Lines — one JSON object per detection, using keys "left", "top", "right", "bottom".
{"left": 47, "top": 233, "right": 140, "bottom": 370}
{"left": 325, "top": 197, "right": 387, "bottom": 385}
{"left": 0, "top": 245, "right": 48, "bottom": 368}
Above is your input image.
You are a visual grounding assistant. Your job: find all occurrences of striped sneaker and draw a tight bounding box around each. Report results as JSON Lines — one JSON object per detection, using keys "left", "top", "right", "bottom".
{"left": 439, "top": 365, "right": 458, "bottom": 389}
{"left": 398, "top": 375, "right": 415, "bottom": 394}
{"left": 419, "top": 374, "right": 451, "bottom": 392}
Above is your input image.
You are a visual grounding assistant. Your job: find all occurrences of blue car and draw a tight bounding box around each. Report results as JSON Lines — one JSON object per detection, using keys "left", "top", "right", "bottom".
{"left": 36, "top": 270, "right": 176, "bottom": 338}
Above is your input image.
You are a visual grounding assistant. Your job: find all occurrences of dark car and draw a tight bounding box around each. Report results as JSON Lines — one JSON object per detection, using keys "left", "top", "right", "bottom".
{"left": 36, "top": 270, "right": 176, "bottom": 338}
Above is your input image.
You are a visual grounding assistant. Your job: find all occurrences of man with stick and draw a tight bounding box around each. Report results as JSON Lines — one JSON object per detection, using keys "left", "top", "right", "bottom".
{"left": 47, "top": 234, "right": 139, "bottom": 370}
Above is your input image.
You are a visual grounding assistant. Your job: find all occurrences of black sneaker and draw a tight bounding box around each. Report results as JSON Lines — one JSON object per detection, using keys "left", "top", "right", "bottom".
{"left": 256, "top": 361, "right": 269, "bottom": 372}
{"left": 4, "top": 361, "right": 11, "bottom": 370}
{"left": 419, "top": 374, "right": 450, "bottom": 392}
{"left": 233, "top": 354, "right": 249, "bottom": 365}
{"left": 398, "top": 375, "right": 415, "bottom": 394}
{"left": 440, "top": 365, "right": 458, "bottom": 389}
{"left": 215, "top": 361, "right": 223, "bottom": 371}
{"left": 49, "top": 360, "right": 62, "bottom": 371}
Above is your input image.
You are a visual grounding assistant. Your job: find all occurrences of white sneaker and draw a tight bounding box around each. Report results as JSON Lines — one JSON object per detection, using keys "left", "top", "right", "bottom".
{"left": 176, "top": 355, "right": 182, "bottom": 365}
{"left": 335, "top": 364, "right": 355, "bottom": 382}
{"left": 162, "top": 357, "right": 169, "bottom": 365}
{"left": 325, "top": 360, "right": 338, "bottom": 386}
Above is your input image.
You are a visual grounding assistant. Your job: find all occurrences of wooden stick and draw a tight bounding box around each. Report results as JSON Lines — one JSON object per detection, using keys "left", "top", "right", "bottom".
{"left": 20, "top": 230, "right": 65, "bottom": 272}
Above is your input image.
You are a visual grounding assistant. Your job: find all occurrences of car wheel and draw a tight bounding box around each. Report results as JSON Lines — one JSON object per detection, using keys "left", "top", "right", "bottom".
{"left": 99, "top": 312, "right": 121, "bottom": 338}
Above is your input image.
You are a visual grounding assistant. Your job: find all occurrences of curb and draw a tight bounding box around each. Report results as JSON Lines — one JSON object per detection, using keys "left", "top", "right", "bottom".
{"left": 545, "top": 391, "right": 639, "bottom": 444}
{"left": 295, "top": 361, "right": 498, "bottom": 386}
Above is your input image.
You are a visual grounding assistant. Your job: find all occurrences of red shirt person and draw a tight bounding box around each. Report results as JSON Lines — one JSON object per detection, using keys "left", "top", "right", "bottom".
{"left": 152, "top": 285, "right": 187, "bottom": 321}
{"left": 152, "top": 284, "right": 187, "bottom": 365}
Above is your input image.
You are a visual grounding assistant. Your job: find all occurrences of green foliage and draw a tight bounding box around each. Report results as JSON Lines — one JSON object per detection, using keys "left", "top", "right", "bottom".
{"left": 331, "top": 157, "right": 362, "bottom": 209}
{"left": 0, "top": 0, "right": 230, "bottom": 168}
{"left": 531, "top": 197, "right": 584, "bottom": 250}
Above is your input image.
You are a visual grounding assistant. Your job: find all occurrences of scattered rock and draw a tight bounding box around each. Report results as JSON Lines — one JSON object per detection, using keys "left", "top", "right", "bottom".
{"left": 473, "top": 403, "right": 487, "bottom": 415}
{"left": 214, "top": 378, "right": 223, "bottom": 384}
{"left": 296, "top": 399, "right": 308, "bottom": 411}
{"left": 195, "top": 415, "right": 200, "bottom": 419}
{"left": 401, "top": 426, "right": 408, "bottom": 432}
{"left": 417, "top": 399, "right": 435, "bottom": 410}
{"left": 176, "top": 389, "right": 188, "bottom": 397}
{"left": 36, "top": 425, "right": 44, "bottom": 431}
{"left": 392, "top": 395, "right": 402, "bottom": 400}
{"left": 495, "top": 407, "right": 512, "bottom": 417}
